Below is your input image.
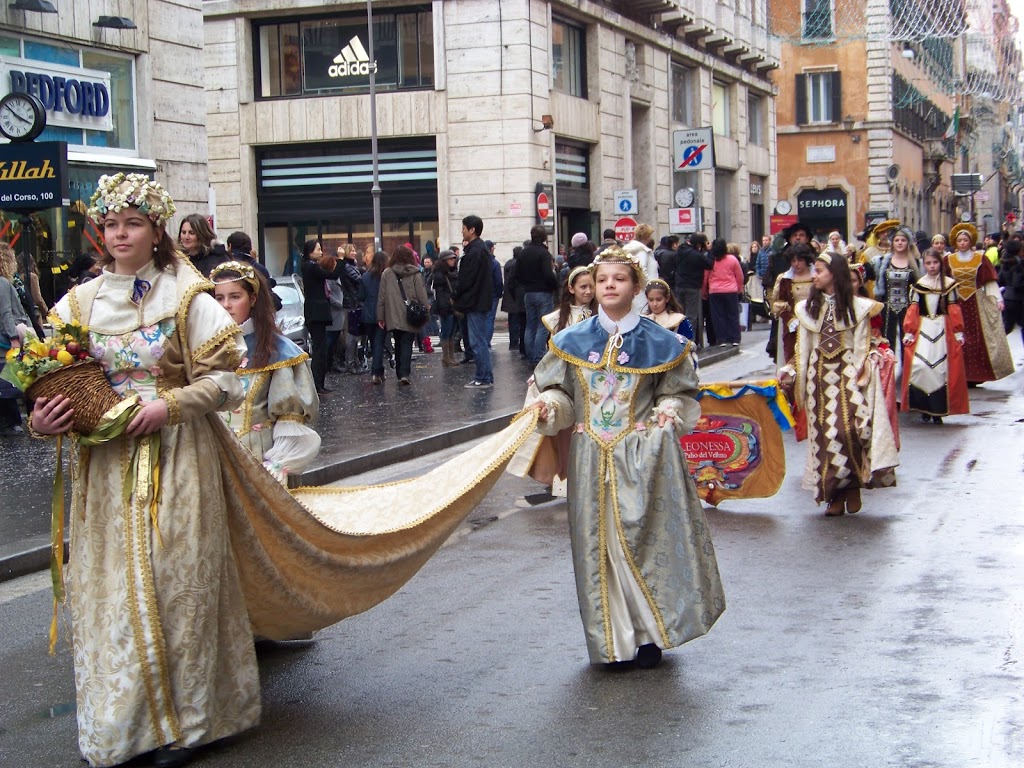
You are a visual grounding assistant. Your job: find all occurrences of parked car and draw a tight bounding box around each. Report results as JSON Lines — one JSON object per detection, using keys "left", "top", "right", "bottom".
{"left": 272, "top": 274, "right": 310, "bottom": 350}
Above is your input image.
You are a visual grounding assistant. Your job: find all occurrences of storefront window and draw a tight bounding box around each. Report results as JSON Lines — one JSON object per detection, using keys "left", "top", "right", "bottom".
{"left": 82, "top": 51, "right": 136, "bottom": 151}
{"left": 255, "top": 8, "right": 433, "bottom": 99}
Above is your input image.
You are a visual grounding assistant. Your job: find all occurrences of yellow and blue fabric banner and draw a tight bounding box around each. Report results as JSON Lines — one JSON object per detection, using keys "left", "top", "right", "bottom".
{"left": 681, "top": 380, "right": 794, "bottom": 506}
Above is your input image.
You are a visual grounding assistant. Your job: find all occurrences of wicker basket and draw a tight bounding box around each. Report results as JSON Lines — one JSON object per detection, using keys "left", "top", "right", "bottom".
{"left": 27, "top": 361, "right": 122, "bottom": 435}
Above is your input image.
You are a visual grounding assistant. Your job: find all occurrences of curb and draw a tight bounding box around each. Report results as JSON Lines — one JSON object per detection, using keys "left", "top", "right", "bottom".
{"left": 0, "top": 346, "right": 740, "bottom": 583}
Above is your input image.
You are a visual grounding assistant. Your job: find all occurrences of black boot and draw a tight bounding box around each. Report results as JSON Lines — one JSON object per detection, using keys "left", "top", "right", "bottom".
{"left": 636, "top": 644, "right": 663, "bottom": 669}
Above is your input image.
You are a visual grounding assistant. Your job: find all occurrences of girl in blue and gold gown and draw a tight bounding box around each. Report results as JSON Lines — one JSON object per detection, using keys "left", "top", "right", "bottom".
{"left": 526, "top": 247, "right": 724, "bottom": 668}
{"left": 210, "top": 262, "right": 320, "bottom": 484}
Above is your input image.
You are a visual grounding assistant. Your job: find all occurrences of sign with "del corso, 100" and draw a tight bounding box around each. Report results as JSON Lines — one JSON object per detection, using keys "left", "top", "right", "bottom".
{"left": 0, "top": 141, "right": 69, "bottom": 212}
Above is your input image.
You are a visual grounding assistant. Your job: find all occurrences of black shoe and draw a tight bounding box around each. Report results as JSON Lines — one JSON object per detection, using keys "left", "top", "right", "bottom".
{"left": 460, "top": 357, "right": 475, "bottom": 365}
{"left": 636, "top": 644, "right": 662, "bottom": 669}
{"left": 152, "top": 746, "right": 195, "bottom": 768}
{"left": 921, "top": 413, "right": 931, "bottom": 423}
{"left": 933, "top": 416, "right": 943, "bottom": 425}
{"left": 316, "top": 387, "right": 333, "bottom": 395}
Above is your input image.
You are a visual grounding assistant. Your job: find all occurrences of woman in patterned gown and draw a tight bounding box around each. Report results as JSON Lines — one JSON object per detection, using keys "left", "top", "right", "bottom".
{"left": 29, "top": 175, "right": 258, "bottom": 768}
{"left": 943, "top": 223, "right": 1014, "bottom": 384}
{"left": 780, "top": 252, "right": 900, "bottom": 517}
{"left": 900, "top": 248, "right": 969, "bottom": 423}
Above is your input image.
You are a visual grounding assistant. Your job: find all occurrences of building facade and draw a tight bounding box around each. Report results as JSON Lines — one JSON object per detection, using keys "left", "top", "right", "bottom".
{"left": 202, "top": 0, "right": 780, "bottom": 274}
{"left": 959, "top": 0, "right": 1023, "bottom": 235}
{"left": 0, "top": 0, "right": 209, "bottom": 301}
{"left": 773, "top": 0, "right": 963, "bottom": 242}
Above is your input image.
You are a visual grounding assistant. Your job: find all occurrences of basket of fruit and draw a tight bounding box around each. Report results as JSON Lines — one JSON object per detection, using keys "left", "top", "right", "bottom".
{"left": 2, "top": 321, "right": 122, "bottom": 435}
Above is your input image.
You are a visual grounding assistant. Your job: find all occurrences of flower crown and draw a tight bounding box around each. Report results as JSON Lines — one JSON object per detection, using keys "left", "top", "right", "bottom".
{"left": 210, "top": 261, "right": 261, "bottom": 294}
{"left": 87, "top": 173, "right": 176, "bottom": 226}
{"left": 588, "top": 246, "right": 648, "bottom": 285}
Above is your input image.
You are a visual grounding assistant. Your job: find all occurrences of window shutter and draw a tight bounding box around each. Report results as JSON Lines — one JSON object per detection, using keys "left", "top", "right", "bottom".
{"left": 830, "top": 71, "right": 842, "bottom": 123}
{"left": 796, "top": 74, "right": 807, "bottom": 125}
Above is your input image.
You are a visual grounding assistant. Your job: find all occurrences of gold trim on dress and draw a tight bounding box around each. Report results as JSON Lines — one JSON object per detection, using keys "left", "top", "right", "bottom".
{"left": 190, "top": 325, "right": 244, "bottom": 367}
{"left": 239, "top": 352, "right": 309, "bottom": 375}
{"left": 548, "top": 337, "right": 692, "bottom": 375}
{"left": 159, "top": 391, "right": 181, "bottom": 426}
{"left": 608, "top": 460, "right": 672, "bottom": 647}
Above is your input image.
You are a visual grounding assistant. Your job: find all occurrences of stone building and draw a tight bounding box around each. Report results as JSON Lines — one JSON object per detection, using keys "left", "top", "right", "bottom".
{"left": 202, "top": 0, "right": 779, "bottom": 274}
{"left": 0, "top": 0, "right": 209, "bottom": 297}
{"left": 772, "top": 0, "right": 963, "bottom": 242}
{"left": 958, "top": 0, "right": 1023, "bottom": 235}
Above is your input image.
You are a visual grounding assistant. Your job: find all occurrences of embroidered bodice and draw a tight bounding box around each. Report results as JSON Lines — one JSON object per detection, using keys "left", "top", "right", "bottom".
{"left": 949, "top": 250, "right": 983, "bottom": 301}
{"left": 817, "top": 297, "right": 845, "bottom": 360}
{"left": 883, "top": 264, "right": 913, "bottom": 312}
{"left": 91, "top": 320, "right": 175, "bottom": 401}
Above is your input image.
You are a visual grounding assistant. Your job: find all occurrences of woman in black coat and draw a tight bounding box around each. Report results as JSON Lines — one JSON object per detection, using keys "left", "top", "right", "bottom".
{"left": 301, "top": 238, "right": 340, "bottom": 394}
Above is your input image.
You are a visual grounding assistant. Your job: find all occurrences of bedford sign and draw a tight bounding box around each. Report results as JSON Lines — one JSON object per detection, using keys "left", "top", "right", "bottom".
{"left": 0, "top": 141, "right": 69, "bottom": 211}
{"left": 0, "top": 56, "right": 113, "bottom": 132}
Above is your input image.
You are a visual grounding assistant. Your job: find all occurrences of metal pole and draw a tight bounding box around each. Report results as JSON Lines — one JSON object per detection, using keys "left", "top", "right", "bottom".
{"left": 367, "top": 0, "right": 382, "bottom": 250}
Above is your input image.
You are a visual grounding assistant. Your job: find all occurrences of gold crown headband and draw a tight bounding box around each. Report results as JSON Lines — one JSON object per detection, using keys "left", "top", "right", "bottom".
{"left": 87, "top": 173, "right": 176, "bottom": 226}
{"left": 567, "top": 266, "right": 591, "bottom": 286}
{"left": 210, "top": 261, "right": 261, "bottom": 294}
{"left": 817, "top": 252, "right": 833, "bottom": 266}
{"left": 588, "top": 246, "right": 648, "bottom": 285}
{"left": 645, "top": 278, "right": 672, "bottom": 293}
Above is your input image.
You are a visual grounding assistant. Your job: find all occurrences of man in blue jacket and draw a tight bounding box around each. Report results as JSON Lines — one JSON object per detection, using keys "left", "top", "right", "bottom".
{"left": 454, "top": 215, "right": 494, "bottom": 388}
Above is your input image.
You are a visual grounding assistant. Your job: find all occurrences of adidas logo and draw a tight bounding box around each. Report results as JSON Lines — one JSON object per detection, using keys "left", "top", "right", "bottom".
{"left": 328, "top": 36, "right": 378, "bottom": 77}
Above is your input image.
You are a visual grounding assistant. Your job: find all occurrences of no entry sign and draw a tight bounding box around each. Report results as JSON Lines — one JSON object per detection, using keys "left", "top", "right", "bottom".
{"left": 536, "top": 192, "right": 551, "bottom": 220}
{"left": 614, "top": 216, "right": 637, "bottom": 242}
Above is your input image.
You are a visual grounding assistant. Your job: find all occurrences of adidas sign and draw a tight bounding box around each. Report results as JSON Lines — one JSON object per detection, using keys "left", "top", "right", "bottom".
{"left": 329, "top": 36, "right": 378, "bottom": 77}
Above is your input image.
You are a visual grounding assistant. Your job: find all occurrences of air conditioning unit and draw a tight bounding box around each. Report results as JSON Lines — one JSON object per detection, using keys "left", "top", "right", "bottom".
{"left": 951, "top": 173, "right": 983, "bottom": 193}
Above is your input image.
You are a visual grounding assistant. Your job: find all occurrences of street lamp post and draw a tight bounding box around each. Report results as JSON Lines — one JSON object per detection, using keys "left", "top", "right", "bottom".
{"left": 367, "top": 0, "right": 382, "bottom": 251}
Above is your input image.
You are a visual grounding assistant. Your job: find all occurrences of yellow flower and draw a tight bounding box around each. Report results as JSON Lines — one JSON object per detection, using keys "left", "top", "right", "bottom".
{"left": 27, "top": 340, "right": 49, "bottom": 358}
{"left": 56, "top": 350, "right": 74, "bottom": 365}
{"left": 4, "top": 347, "right": 16, "bottom": 361}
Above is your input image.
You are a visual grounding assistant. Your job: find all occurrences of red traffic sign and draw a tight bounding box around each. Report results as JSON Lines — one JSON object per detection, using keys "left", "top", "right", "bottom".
{"left": 614, "top": 216, "right": 637, "bottom": 242}
{"left": 537, "top": 192, "right": 551, "bottom": 220}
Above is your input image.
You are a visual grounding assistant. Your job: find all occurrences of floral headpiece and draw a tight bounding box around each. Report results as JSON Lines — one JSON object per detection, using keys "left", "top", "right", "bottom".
{"left": 210, "top": 261, "right": 261, "bottom": 294}
{"left": 87, "top": 173, "right": 176, "bottom": 226}
{"left": 589, "top": 246, "right": 648, "bottom": 285}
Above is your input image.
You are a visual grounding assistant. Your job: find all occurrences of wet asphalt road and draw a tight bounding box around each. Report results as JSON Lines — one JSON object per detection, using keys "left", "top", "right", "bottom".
{"left": 1, "top": 333, "right": 1022, "bottom": 767}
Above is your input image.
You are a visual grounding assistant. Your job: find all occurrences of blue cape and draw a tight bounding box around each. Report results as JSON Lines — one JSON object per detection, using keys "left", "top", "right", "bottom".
{"left": 549, "top": 315, "right": 692, "bottom": 373}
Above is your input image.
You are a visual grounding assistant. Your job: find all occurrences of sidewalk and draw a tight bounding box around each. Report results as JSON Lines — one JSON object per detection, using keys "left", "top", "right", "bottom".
{"left": 0, "top": 332, "right": 748, "bottom": 581}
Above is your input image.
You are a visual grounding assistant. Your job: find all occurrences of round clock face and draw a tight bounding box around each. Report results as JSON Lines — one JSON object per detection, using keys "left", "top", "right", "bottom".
{"left": 675, "top": 187, "right": 694, "bottom": 208}
{"left": 776, "top": 200, "right": 793, "bottom": 215}
{"left": 0, "top": 92, "right": 46, "bottom": 142}
{"left": 960, "top": 212, "right": 973, "bottom": 223}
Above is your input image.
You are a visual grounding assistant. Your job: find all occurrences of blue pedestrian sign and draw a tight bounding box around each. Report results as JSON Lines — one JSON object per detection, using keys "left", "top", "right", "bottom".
{"left": 613, "top": 189, "right": 638, "bottom": 215}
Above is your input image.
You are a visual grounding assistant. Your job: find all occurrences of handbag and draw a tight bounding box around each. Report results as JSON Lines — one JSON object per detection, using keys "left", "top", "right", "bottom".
{"left": 396, "top": 274, "right": 429, "bottom": 328}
